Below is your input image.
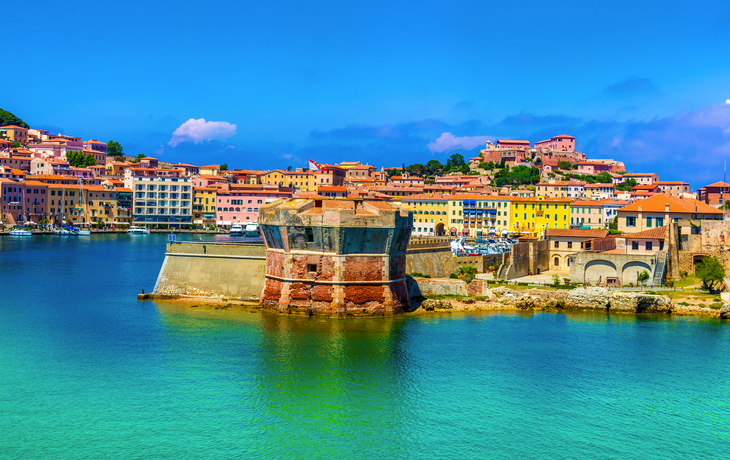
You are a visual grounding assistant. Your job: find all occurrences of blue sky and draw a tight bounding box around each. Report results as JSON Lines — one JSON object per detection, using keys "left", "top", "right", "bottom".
{"left": 3, "top": 0, "right": 730, "bottom": 185}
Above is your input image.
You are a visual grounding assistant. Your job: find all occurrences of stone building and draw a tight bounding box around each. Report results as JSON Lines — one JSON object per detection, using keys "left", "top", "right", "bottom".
{"left": 259, "top": 198, "right": 413, "bottom": 316}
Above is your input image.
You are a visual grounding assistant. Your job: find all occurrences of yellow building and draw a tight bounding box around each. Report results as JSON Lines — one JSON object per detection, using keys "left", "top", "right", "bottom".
{"left": 448, "top": 194, "right": 513, "bottom": 237}
{"left": 0, "top": 125, "right": 29, "bottom": 144}
{"left": 401, "top": 193, "right": 450, "bottom": 236}
{"left": 199, "top": 165, "right": 221, "bottom": 175}
{"left": 535, "top": 181, "right": 585, "bottom": 198}
{"left": 84, "top": 185, "right": 120, "bottom": 226}
{"left": 261, "top": 170, "right": 318, "bottom": 192}
{"left": 193, "top": 187, "right": 217, "bottom": 225}
{"left": 511, "top": 196, "right": 571, "bottom": 237}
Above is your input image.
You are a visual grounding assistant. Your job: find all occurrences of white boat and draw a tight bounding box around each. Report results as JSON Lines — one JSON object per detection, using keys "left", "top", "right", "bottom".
{"left": 9, "top": 228, "right": 32, "bottom": 236}
{"left": 128, "top": 226, "right": 150, "bottom": 234}
{"left": 77, "top": 229, "right": 91, "bottom": 236}
{"left": 54, "top": 227, "right": 77, "bottom": 235}
{"left": 229, "top": 223, "right": 244, "bottom": 236}
{"left": 244, "top": 222, "right": 259, "bottom": 237}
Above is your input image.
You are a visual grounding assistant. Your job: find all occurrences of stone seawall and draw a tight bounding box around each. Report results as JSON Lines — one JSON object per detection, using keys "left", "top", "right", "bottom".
{"left": 152, "top": 241, "right": 462, "bottom": 303}
{"left": 153, "top": 242, "right": 266, "bottom": 298}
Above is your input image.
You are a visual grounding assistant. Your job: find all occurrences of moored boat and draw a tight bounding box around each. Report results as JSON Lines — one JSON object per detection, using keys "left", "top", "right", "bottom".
{"left": 229, "top": 223, "right": 244, "bottom": 235}
{"left": 127, "top": 226, "right": 150, "bottom": 234}
{"left": 244, "top": 222, "right": 259, "bottom": 237}
{"left": 9, "top": 228, "right": 32, "bottom": 236}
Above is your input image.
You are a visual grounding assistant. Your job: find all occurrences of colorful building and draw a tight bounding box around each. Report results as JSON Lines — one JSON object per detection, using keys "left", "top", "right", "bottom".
{"left": 193, "top": 187, "right": 217, "bottom": 226}
{"left": 511, "top": 196, "right": 572, "bottom": 236}
{"left": 401, "top": 194, "right": 450, "bottom": 236}
{"left": 616, "top": 194, "right": 723, "bottom": 233}
{"left": 570, "top": 200, "right": 605, "bottom": 228}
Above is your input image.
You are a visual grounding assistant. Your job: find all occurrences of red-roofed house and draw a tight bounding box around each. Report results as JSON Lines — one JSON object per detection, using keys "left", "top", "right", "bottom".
{"left": 697, "top": 181, "right": 730, "bottom": 205}
{"left": 617, "top": 194, "right": 723, "bottom": 233}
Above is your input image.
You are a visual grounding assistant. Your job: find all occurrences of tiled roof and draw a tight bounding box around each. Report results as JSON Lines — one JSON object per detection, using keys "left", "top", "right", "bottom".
{"left": 626, "top": 226, "right": 667, "bottom": 240}
{"left": 618, "top": 193, "right": 723, "bottom": 214}
{"left": 701, "top": 181, "right": 730, "bottom": 188}
{"left": 545, "top": 229, "right": 609, "bottom": 238}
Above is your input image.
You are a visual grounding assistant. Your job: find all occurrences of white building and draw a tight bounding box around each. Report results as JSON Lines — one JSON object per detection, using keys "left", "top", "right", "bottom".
{"left": 125, "top": 174, "right": 193, "bottom": 227}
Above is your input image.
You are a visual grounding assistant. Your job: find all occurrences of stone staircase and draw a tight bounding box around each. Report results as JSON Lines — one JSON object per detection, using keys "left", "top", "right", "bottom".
{"left": 652, "top": 251, "right": 667, "bottom": 286}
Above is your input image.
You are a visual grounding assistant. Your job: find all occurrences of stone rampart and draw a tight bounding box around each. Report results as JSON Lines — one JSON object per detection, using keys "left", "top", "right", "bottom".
{"left": 154, "top": 242, "right": 266, "bottom": 298}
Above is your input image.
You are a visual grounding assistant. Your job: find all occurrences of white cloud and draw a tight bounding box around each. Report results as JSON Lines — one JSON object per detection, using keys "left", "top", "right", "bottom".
{"left": 168, "top": 118, "right": 237, "bottom": 147}
{"left": 726, "top": 99, "right": 730, "bottom": 105}
{"left": 427, "top": 132, "right": 493, "bottom": 153}
{"left": 154, "top": 145, "right": 164, "bottom": 156}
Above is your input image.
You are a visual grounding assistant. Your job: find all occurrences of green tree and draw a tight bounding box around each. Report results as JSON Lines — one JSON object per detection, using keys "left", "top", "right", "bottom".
{"left": 695, "top": 256, "right": 726, "bottom": 292}
{"left": 12, "top": 141, "right": 20, "bottom": 148}
{"left": 107, "top": 140, "right": 123, "bottom": 158}
{"left": 444, "top": 153, "right": 466, "bottom": 172}
{"left": 595, "top": 171, "right": 613, "bottom": 184}
{"left": 286, "top": 165, "right": 292, "bottom": 171}
{"left": 0, "top": 108, "right": 29, "bottom": 128}
{"left": 68, "top": 150, "right": 96, "bottom": 168}
{"left": 425, "top": 159, "right": 443, "bottom": 175}
{"left": 221, "top": 163, "right": 229, "bottom": 171}
{"left": 534, "top": 157, "right": 542, "bottom": 165}
{"left": 557, "top": 160, "right": 572, "bottom": 170}
{"left": 130, "top": 153, "right": 145, "bottom": 163}
{"left": 615, "top": 178, "right": 637, "bottom": 192}
{"left": 637, "top": 270, "right": 650, "bottom": 285}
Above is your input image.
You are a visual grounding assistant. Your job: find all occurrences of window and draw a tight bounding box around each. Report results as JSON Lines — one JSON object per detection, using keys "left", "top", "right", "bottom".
{"left": 307, "top": 264, "right": 317, "bottom": 272}
{"left": 554, "top": 241, "right": 559, "bottom": 248}
{"left": 567, "top": 241, "right": 572, "bottom": 249}
{"left": 646, "top": 217, "right": 652, "bottom": 227}
{"left": 646, "top": 241, "right": 653, "bottom": 251}
{"left": 626, "top": 216, "right": 636, "bottom": 227}
{"left": 632, "top": 241, "right": 639, "bottom": 250}
{"left": 305, "top": 228, "right": 314, "bottom": 242}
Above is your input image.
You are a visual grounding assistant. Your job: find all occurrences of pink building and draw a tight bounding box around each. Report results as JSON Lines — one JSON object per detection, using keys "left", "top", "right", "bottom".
{"left": 534, "top": 135, "right": 575, "bottom": 152}
{"left": 496, "top": 139, "right": 530, "bottom": 150}
{"left": 576, "top": 161, "right": 613, "bottom": 175}
{"left": 0, "top": 179, "right": 48, "bottom": 225}
{"left": 82, "top": 139, "right": 107, "bottom": 154}
{"left": 215, "top": 187, "right": 293, "bottom": 227}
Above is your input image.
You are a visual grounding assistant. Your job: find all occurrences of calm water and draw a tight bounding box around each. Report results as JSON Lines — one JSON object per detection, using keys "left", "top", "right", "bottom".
{"left": 1, "top": 234, "right": 729, "bottom": 459}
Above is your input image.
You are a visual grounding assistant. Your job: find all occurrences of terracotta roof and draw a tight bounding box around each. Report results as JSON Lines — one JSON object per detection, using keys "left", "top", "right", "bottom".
{"left": 0, "top": 125, "right": 28, "bottom": 130}
{"left": 656, "top": 181, "right": 687, "bottom": 185}
{"left": 554, "top": 134, "right": 575, "bottom": 139}
{"left": 570, "top": 200, "right": 602, "bottom": 206}
{"left": 497, "top": 139, "right": 530, "bottom": 144}
{"left": 545, "top": 229, "right": 609, "bottom": 238}
{"left": 701, "top": 182, "right": 730, "bottom": 188}
{"left": 626, "top": 226, "right": 667, "bottom": 240}
{"left": 618, "top": 194, "right": 723, "bottom": 214}
{"left": 585, "top": 183, "right": 613, "bottom": 188}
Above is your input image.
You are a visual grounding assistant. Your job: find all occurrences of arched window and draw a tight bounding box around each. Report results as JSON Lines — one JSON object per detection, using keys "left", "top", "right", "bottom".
{"left": 554, "top": 257, "right": 559, "bottom": 267}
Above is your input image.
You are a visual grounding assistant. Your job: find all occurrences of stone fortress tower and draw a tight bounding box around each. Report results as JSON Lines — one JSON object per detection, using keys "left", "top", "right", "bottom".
{"left": 258, "top": 198, "right": 413, "bottom": 316}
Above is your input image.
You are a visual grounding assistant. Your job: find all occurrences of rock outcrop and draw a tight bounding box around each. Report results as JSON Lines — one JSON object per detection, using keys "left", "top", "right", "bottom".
{"left": 565, "top": 287, "right": 611, "bottom": 311}
{"left": 421, "top": 299, "right": 453, "bottom": 311}
{"left": 609, "top": 292, "right": 672, "bottom": 314}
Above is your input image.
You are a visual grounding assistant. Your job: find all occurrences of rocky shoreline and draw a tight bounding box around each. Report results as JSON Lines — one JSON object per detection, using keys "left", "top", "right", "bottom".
{"left": 145, "top": 286, "right": 730, "bottom": 319}
{"left": 412, "top": 286, "right": 730, "bottom": 319}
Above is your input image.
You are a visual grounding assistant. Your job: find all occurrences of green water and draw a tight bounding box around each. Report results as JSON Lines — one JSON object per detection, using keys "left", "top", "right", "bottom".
{"left": 1, "top": 235, "right": 729, "bottom": 458}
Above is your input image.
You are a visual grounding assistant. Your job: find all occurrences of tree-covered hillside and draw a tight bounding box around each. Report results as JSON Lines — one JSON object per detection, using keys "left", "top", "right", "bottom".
{"left": 0, "top": 108, "right": 29, "bottom": 128}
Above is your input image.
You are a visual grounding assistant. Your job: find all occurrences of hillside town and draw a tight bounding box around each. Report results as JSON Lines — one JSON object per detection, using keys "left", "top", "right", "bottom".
{"left": 2, "top": 121, "right": 727, "bottom": 240}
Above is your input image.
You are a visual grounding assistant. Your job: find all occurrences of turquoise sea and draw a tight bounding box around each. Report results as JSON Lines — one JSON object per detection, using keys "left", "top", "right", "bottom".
{"left": 1, "top": 234, "right": 729, "bottom": 459}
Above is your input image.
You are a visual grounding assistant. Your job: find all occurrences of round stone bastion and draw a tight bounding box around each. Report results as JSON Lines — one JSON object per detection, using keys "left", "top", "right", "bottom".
{"left": 259, "top": 198, "right": 413, "bottom": 317}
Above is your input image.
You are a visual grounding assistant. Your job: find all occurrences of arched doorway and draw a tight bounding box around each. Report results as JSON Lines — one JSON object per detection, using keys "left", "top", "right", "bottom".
{"left": 435, "top": 222, "right": 445, "bottom": 236}
{"left": 554, "top": 256, "right": 560, "bottom": 268}
{"left": 693, "top": 254, "right": 706, "bottom": 273}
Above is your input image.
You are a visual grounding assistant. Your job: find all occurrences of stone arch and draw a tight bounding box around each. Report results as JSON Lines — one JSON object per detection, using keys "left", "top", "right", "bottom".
{"left": 435, "top": 222, "right": 445, "bottom": 235}
{"left": 553, "top": 255, "right": 561, "bottom": 268}
{"left": 584, "top": 260, "right": 617, "bottom": 286}
{"left": 622, "top": 261, "right": 653, "bottom": 285}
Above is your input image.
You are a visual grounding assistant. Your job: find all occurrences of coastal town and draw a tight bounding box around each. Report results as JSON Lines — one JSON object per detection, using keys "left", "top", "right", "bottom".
{"left": 5, "top": 110, "right": 730, "bottom": 292}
